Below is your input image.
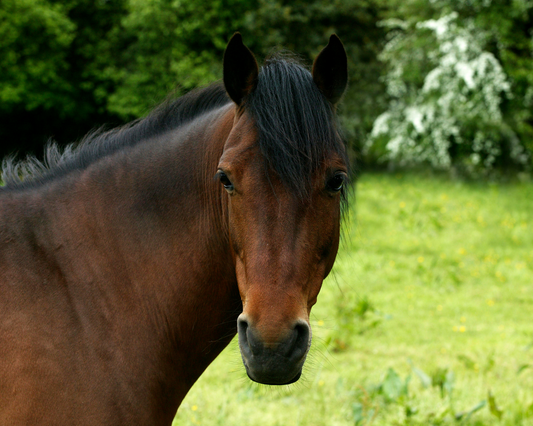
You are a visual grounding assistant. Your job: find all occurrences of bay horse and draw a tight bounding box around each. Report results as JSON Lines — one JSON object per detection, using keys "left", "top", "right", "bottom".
{"left": 0, "top": 33, "right": 348, "bottom": 425}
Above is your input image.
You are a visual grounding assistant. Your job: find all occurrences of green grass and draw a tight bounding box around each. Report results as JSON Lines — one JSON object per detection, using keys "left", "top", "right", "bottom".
{"left": 173, "top": 172, "right": 533, "bottom": 426}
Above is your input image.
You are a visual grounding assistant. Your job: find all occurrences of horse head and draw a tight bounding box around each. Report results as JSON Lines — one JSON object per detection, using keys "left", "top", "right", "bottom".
{"left": 218, "top": 34, "right": 348, "bottom": 385}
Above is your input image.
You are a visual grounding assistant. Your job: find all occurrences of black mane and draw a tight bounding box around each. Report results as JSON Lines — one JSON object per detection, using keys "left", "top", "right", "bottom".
{"left": 1, "top": 84, "right": 230, "bottom": 190}
{"left": 2, "top": 56, "right": 348, "bottom": 195}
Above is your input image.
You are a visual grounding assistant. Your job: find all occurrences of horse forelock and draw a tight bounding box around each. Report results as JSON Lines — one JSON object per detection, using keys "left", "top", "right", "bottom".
{"left": 244, "top": 55, "right": 349, "bottom": 200}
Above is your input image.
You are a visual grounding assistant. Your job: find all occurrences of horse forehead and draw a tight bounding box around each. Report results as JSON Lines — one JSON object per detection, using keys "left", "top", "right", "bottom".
{"left": 218, "top": 113, "right": 258, "bottom": 166}
{"left": 220, "top": 110, "right": 346, "bottom": 193}
{"left": 227, "top": 111, "right": 258, "bottom": 149}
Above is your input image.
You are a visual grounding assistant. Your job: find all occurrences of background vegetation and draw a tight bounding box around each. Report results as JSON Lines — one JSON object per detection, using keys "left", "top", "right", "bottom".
{"left": 2, "top": 0, "right": 531, "bottom": 175}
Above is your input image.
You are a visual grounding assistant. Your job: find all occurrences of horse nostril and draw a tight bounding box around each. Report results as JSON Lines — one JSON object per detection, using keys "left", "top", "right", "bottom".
{"left": 237, "top": 316, "right": 248, "bottom": 339}
{"left": 237, "top": 315, "right": 263, "bottom": 357}
{"left": 237, "top": 316, "right": 250, "bottom": 350}
{"left": 283, "top": 321, "right": 310, "bottom": 360}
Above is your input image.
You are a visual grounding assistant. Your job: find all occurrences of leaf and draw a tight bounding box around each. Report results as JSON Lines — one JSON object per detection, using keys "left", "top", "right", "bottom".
{"left": 455, "top": 400, "right": 486, "bottom": 421}
{"left": 431, "top": 367, "right": 448, "bottom": 398}
{"left": 457, "top": 354, "right": 476, "bottom": 370}
{"left": 366, "top": 408, "right": 376, "bottom": 423}
{"left": 444, "top": 369, "right": 455, "bottom": 398}
{"left": 517, "top": 364, "right": 531, "bottom": 375}
{"left": 409, "top": 360, "right": 431, "bottom": 388}
{"left": 405, "top": 404, "right": 418, "bottom": 417}
{"left": 381, "top": 368, "right": 407, "bottom": 402}
{"left": 525, "top": 401, "right": 533, "bottom": 417}
{"left": 352, "top": 402, "right": 364, "bottom": 425}
{"left": 484, "top": 353, "right": 495, "bottom": 373}
{"left": 488, "top": 390, "right": 503, "bottom": 420}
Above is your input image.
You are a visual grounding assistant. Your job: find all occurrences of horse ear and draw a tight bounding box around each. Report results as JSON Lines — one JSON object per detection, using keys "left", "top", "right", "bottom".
{"left": 223, "top": 33, "right": 259, "bottom": 106}
{"left": 312, "top": 34, "right": 348, "bottom": 105}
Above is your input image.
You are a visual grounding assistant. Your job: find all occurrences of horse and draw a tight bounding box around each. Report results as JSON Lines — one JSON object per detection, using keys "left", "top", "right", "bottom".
{"left": 0, "top": 33, "right": 348, "bottom": 425}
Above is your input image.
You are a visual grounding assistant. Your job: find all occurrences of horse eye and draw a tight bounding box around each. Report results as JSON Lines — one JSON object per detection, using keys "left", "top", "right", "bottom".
{"left": 326, "top": 173, "right": 345, "bottom": 192}
{"left": 217, "top": 171, "right": 234, "bottom": 192}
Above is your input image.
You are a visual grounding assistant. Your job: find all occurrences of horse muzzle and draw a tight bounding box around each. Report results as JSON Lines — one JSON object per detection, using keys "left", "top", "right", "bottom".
{"left": 237, "top": 315, "right": 310, "bottom": 385}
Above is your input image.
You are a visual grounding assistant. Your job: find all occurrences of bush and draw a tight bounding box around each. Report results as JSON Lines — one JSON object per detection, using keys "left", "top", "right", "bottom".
{"left": 366, "top": 12, "right": 531, "bottom": 175}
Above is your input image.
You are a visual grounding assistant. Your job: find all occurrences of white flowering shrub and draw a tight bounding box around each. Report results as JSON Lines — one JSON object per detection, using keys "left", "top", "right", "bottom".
{"left": 366, "top": 13, "right": 530, "bottom": 173}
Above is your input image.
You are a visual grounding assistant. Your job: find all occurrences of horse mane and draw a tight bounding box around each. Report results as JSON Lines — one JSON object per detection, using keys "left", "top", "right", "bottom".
{"left": 1, "top": 84, "right": 230, "bottom": 190}
{"left": 245, "top": 54, "right": 348, "bottom": 198}
{"left": 2, "top": 54, "right": 348, "bottom": 196}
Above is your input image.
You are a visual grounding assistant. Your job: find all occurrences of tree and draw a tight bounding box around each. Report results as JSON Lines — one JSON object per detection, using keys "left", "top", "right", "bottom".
{"left": 0, "top": 0, "right": 127, "bottom": 156}
{"left": 101, "top": 0, "right": 256, "bottom": 120}
{"left": 0, "top": 0, "right": 387, "bottom": 162}
{"left": 366, "top": 0, "right": 533, "bottom": 173}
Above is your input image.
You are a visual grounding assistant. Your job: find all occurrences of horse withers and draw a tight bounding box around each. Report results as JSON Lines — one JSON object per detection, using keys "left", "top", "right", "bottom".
{"left": 0, "top": 34, "right": 348, "bottom": 425}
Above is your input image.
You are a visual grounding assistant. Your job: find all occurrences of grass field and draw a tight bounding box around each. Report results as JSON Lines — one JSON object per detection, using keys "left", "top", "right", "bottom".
{"left": 173, "top": 172, "right": 533, "bottom": 426}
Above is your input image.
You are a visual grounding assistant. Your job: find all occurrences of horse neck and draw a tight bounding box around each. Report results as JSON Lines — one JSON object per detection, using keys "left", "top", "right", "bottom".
{"left": 34, "top": 104, "right": 240, "bottom": 412}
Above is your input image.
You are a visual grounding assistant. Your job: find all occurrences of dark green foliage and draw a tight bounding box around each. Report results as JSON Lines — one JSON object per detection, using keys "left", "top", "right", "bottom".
{"left": 2, "top": 0, "right": 532, "bottom": 172}
{"left": 0, "top": 0, "right": 385, "bottom": 160}
{"left": 0, "top": 0, "right": 256, "bottom": 156}
{"left": 0, "top": 0, "right": 127, "bottom": 155}
{"left": 102, "top": 0, "right": 256, "bottom": 120}
{"left": 470, "top": 2, "right": 533, "bottom": 160}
